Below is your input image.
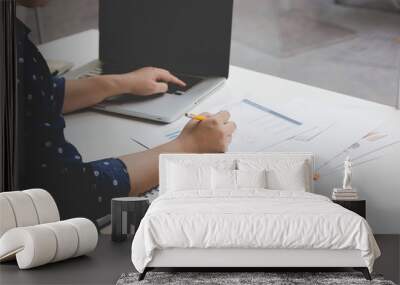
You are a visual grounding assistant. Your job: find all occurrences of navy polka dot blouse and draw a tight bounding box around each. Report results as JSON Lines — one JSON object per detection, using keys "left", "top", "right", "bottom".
{"left": 16, "top": 19, "right": 130, "bottom": 221}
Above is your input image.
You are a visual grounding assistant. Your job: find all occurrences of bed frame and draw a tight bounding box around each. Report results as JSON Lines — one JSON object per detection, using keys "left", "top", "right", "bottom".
{"left": 138, "top": 153, "right": 372, "bottom": 281}
{"left": 139, "top": 248, "right": 371, "bottom": 280}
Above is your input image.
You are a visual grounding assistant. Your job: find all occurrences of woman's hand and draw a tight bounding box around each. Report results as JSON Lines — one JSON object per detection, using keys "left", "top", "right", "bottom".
{"left": 119, "top": 67, "right": 186, "bottom": 96}
{"left": 176, "top": 111, "right": 237, "bottom": 153}
{"left": 119, "top": 110, "right": 236, "bottom": 195}
{"left": 64, "top": 67, "right": 185, "bottom": 113}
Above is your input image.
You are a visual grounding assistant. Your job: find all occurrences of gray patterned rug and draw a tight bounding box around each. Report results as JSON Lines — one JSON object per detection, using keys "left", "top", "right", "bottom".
{"left": 117, "top": 272, "right": 396, "bottom": 285}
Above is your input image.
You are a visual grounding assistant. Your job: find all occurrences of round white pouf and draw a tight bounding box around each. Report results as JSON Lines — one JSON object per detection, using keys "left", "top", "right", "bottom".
{"left": 42, "top": 221, "right": 79, "bottom": 262}
{"left": 1, "top": 191, "right": 39, "bottom": 227}
{"left": 65, "top": 218, "right": 98, "bottom": 257}
{"left": 0, "top": 196, "right": 17, "bottom": 237}
{"left": 0, "top": 189, "right": 98, "bottom": 269}
{"left": 0, "top": 219, "right": 98, "bottom": 269}
{"left": 0, "top": 226, "right": 57, "bottom": 269}
{"left": 23, "top": 189, "right": 60, "bottom": 224}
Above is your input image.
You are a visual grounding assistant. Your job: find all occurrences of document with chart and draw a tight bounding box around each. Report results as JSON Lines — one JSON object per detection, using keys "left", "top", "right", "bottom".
{"left": 131, "top": 94, "right": 394, "bottom": 175}
{"left": 131, "top": 98, "right": 316, "bottom": 151}
{"left": 317, "top": 115, "right": 400, "bottom": 176}
{"left": 268, "top": 98, "right": 393, "bottom": 170}
{"left": 225, "top": 99, "right": 312, "bottom": 151}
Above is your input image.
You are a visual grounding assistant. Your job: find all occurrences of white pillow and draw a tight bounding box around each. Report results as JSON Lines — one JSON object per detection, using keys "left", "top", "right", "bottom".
{"left": 211, "top": 169, "right": 237, "bottom": 190}
{"left": 266, "top": 162, "right": 308, "bottom": 191}
{"left": 238, "top": 159, "right": 311, "bottom": 191}
{"left": 167, "top": 163, "right": 212, "bottom": 191}
{"left": 236, "top": 169, "right": 268, "bottom": 189}
{"left": 212, "top": 169, "right": 268, "bottom": 190}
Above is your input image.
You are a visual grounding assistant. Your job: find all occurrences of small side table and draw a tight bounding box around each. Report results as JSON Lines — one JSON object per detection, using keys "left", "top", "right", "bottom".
{"left": 333, "top": 199, "right": 366, "bottom": 219}
{"left": 111, "top": 197, "right": 149, "bottom": 242}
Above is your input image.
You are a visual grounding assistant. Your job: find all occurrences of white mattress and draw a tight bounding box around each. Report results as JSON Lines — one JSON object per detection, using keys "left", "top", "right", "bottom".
{"left": 131, "top": 190, "right": 380, "bottom": 273}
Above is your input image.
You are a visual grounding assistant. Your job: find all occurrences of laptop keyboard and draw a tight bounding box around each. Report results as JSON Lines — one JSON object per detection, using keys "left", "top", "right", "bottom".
{"left": 167, "top": 74, "right": 203, "bottom": 95}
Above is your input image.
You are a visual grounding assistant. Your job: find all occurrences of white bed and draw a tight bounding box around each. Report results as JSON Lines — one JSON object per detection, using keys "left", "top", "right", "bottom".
{"left": 131, "top": 153, "right": 380, "bottom": 280}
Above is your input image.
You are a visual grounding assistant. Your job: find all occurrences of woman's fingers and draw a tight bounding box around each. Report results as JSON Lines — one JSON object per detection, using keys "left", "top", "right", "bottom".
{"left": 198, "top": 112, "right": 212, "bottom": 118}
{"left": 213, "top": 111, "right": 231, "bottom": 124}
{"left": 153, "top": 82, "right": 168, "bottom": 94}
{"left": 223, "top": 121, "right": 237, "bottom": 135}
{"left": 183, "top": 112, "right": 211, "bottom": 130}
{"left": 226, "top": 135, "right": 233, "bottom": 145}
{"left": 199, "top": 112, "right": 212, "bottom": 116}
{"left": 123, "top": 67, "right": 188, "bottom": 96}
{"left": 155, "top": 68, "right": 186, "bottom": 86}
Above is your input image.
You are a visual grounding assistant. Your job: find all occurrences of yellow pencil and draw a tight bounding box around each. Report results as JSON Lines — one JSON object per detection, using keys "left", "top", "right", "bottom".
{"left": 185, "top": 113, "right": 207, "bottom": 121}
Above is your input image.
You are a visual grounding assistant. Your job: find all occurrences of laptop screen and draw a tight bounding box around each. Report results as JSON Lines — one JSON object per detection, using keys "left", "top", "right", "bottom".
{"left": 99, "top": 0, "right": 233, "bottom": 78}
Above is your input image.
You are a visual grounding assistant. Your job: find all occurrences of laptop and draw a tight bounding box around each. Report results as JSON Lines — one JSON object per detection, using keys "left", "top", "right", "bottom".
{"left": 96, "top": 0, "right": 233, "bottom": 123}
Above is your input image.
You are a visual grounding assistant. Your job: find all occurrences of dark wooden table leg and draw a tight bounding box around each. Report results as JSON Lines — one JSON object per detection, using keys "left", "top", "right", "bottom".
{"left": 354, "top": 267, "right": 372, "bottom": 280}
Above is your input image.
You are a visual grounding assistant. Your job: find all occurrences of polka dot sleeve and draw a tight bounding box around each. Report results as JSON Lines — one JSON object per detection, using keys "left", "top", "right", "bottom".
{"left": 88, "top": 158, "right": 131, "bottom": 215}
{"left": 52, "top": 76, "right": 66, "bottom": 114}
{"left": 17, "top": 18, "right": 132, "bottom": 222}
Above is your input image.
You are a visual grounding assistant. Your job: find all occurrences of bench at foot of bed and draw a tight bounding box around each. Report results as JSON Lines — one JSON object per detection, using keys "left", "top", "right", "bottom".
{"left": 137, "top": 267, "right": 372, "bottom": 281}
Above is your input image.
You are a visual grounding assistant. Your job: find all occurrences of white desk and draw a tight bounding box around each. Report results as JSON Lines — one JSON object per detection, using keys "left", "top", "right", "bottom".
{"left": 40, "top": 30, "right": 400, "bottom": 234}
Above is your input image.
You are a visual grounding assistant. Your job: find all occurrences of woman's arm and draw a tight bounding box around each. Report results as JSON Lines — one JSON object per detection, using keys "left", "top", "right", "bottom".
{"left": 63, "top": 75, "right": 124, "bottom": 113}
{"left": 63, "top": 67, "right": 185, "bottom": 113}
{"left": 119, "top": 111, "right": 236, "bottom": 196}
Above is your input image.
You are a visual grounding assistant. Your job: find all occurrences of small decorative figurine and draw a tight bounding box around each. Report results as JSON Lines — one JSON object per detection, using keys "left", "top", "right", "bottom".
{"left": 332, "top": 156, "right": 358, "bottom": 200}
{"left": 342, "top": 156, "right": 353, "bottom": 190}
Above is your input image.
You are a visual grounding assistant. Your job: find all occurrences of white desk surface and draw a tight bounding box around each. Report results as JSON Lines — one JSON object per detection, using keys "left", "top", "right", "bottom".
{"left": 39, "top": 30, "right": 400, "bottom": 234}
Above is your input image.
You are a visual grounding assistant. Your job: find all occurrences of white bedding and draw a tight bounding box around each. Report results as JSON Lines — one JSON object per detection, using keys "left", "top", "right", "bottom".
{"left": 131, "top": 190, "right": 380, "bottom": 273}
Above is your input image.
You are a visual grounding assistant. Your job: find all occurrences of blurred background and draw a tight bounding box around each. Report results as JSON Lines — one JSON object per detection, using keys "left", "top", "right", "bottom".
{"left": 17, "top": 0, "right": 400, "bottom": 107}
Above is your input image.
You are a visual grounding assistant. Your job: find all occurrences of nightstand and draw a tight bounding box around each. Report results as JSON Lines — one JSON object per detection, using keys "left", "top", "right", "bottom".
{"left": 333, "top": 199, "right": 366, "bottom": 219}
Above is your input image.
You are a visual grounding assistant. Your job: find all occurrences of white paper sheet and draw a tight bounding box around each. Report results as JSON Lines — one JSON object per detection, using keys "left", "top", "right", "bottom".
{"left": 268, "top": 99, "right": 391, "bottom": 170}
{"left": 277, "top": 98, "right": 336, "bottom": 142}
{"left": 130, "top": 94, "right": 393, "bottom": 174}
{"left": 225, "top": 99, "right": 312, "bottom": 151}
{"left": 319, "top": 115, "right": 400, "bottom": 176}
{"left": 131, "top": 99, "right": 316, "bottom": 151}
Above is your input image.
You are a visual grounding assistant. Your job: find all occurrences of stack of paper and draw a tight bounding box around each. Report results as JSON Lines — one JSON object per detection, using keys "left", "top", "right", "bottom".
{"left": 332, "top": 188, "right": 359, "bottom": 200}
